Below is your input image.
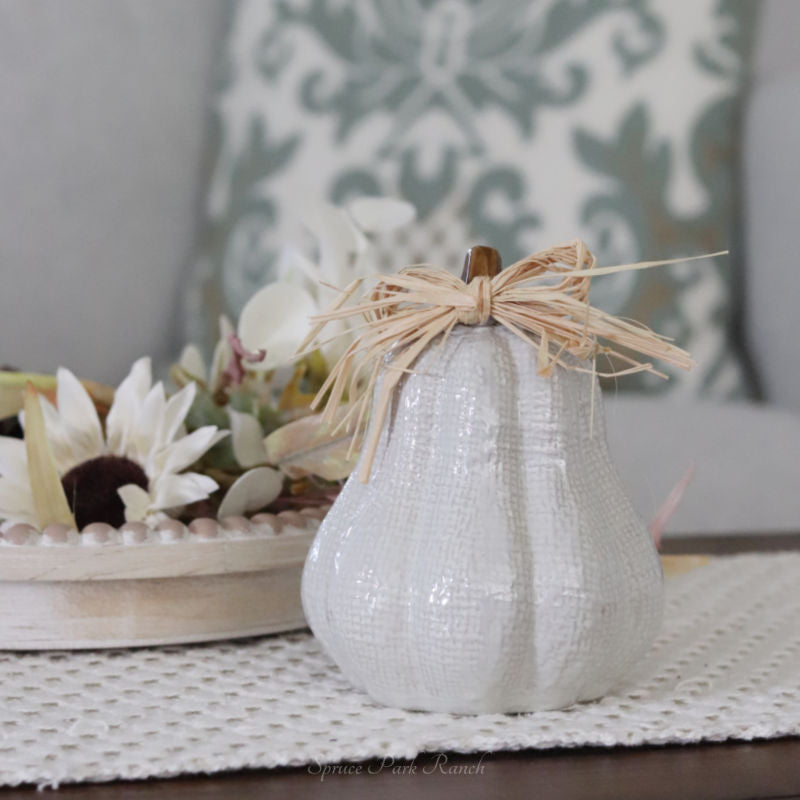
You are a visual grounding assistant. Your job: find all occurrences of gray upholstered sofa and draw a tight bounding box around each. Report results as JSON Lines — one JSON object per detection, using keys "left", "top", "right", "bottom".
{"left": 1, "top": 0, "right": 798, "bottom": 535}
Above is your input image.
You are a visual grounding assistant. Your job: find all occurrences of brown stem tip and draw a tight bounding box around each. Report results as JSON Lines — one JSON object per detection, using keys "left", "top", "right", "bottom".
{"left": 461, "top": 245, "right": 502, "bottom": 283}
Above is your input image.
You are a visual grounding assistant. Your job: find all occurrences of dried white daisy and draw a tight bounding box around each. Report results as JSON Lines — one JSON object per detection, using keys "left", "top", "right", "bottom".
{"left": 0, "top": 357, "right": 228, "bottom": 531}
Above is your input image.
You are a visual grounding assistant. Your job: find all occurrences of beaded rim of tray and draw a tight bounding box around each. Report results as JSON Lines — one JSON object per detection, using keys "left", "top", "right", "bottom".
{"left": 0, "top": 508, "right": 326, "bottom": 650}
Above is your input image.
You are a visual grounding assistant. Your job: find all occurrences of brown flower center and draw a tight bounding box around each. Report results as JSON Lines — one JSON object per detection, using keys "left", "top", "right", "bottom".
{"left": 61, "top": 455, "right": 148, "bottom": 530}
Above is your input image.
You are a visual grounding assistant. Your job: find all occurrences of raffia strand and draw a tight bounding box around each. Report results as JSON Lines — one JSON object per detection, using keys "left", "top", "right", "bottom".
{"left": 296, "top": 239, "right": 727, "bottom": 483}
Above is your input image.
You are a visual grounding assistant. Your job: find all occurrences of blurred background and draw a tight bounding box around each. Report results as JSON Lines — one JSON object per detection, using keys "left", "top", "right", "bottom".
{"left": 0, "top": 0, "right": 798, "bottom": 535}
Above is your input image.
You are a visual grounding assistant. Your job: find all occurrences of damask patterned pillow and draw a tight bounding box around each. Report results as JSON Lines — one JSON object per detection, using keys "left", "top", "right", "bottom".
{"left": 186, "top": 0, "right": 758, "bottom": 397}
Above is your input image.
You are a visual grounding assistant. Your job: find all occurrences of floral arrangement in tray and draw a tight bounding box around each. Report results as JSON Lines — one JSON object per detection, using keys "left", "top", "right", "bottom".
{"left": 0, "top": 198, "right": 416, "bottom": 538}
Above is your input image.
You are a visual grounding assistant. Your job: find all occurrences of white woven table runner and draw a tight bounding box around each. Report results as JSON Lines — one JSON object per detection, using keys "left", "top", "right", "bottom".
{"left": 2, "top": 552, "right": 800, "bottom": 788}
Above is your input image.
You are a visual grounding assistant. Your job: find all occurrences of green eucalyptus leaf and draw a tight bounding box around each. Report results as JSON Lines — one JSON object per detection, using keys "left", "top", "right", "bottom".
{"left": 200, "top": 437, "right": 240, "bottom": 474}
{"left": 185, "top": 387, "right": 229, "bottom": 431}
{"left": 258, "top": 403, "right": 285, "bottom": 436}
{"left": 227, "top": 387, "right": 257, "bottom": 414}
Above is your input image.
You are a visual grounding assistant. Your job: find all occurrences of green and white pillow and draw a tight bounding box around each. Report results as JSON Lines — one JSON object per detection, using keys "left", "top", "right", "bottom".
{"left": 187, "top": 0, "right": 758, "bottom": 397}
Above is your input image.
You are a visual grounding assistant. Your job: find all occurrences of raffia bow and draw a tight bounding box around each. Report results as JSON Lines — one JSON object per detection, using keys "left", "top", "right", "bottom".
{"left": 298, "top": 240, "right": 726, "bottom": 483}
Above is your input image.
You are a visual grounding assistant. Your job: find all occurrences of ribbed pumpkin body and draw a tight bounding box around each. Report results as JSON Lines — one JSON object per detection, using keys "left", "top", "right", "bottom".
{"left": 302, "top": 325, "right": 663, "bottom": 713}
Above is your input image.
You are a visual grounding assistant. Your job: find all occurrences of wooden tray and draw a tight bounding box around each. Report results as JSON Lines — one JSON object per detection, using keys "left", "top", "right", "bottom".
{"left": 0, "top": 510, "right": 323, "bottom": 650}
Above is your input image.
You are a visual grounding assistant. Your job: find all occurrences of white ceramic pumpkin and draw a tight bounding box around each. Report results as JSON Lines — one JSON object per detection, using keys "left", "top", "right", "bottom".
{"left": 302, "top": 321, "right": 664, "bottom": 714}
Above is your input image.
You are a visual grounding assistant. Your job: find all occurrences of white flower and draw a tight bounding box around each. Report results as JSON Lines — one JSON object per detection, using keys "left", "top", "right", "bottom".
{"left": 217, "top": 409, "right": 283, "bottom": 518}
{"left": 0, "top": 357, "right": 228, "bottom": 530}
{"left": 237, "top": 283, "right": 318, "bottom": 372}
{"left": 218, "top": 466, "right": 283, "bottom": 520}
{"left": 228, "top": 409, "right": 267, "bottom": 469}
{"left": 177, "top": 315, "right": 234, "bottom": 392}
{"left": 178, "top": 318, "right": 286, "bottom": 518}
{"left": 238, "top": 197, "right": 416, "bottom": 370}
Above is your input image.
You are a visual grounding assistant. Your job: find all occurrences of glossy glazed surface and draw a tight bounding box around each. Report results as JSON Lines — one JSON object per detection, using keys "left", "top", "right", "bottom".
{"left": 303, "top": 326, "right": 663, "bottom": 712}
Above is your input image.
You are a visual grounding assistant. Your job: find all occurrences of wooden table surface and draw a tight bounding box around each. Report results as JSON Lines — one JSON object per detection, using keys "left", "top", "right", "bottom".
{"left": 4, "top": 532, "right": 800, "bottom": 800}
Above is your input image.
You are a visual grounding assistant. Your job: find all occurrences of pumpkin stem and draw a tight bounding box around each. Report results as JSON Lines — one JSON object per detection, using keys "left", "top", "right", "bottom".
{"left": 461, "top": 246, "right": 502, "bottom": 283}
